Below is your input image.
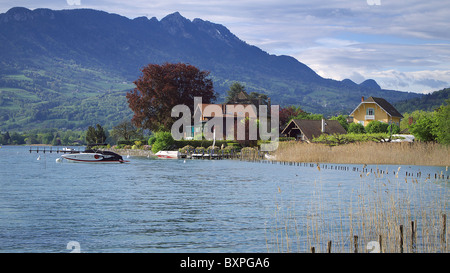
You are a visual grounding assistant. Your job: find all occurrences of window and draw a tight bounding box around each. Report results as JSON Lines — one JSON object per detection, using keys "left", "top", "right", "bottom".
{"left": 366, "top": 108, "right": 374, "bottom": 116}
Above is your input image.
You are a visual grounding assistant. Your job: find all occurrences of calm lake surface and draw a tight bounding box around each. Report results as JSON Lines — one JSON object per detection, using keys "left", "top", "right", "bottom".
{"left": 0, "top": 146, "right": 448, "bottom": 253}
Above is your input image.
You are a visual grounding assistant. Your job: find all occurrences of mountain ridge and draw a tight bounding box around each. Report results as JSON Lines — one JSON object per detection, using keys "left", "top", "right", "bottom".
{"left": 0, "top": 7, "right": 422, "bottom": 131}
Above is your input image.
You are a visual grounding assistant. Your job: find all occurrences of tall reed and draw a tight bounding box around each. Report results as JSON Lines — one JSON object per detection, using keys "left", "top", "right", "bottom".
{"left": 273, "top": 141, "right": 450, "bottom": 166}
{"left": 266, "top": 169, "right": 449, "bottom": 253}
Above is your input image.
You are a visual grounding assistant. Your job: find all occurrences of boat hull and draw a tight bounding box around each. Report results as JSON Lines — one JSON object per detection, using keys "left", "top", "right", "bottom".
{"left": 61, "top": 152, "right": 127, "bottom": 163}
{"left": 155, "top": 151, "right": 181, "bottom": 159}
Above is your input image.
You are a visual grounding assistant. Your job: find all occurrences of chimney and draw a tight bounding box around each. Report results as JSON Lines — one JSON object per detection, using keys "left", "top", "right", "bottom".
{"left": 361, "top": 96, "right": 365, "bottom": 102}
{"left": 321, "top": 119, "right": 326, "bottom": 133}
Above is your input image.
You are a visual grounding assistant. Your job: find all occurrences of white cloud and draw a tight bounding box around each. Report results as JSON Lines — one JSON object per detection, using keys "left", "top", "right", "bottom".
{"left": 66, "top": 0, "right": 80, "bottom": 6}
{"left": 0, "top": 0, "right": 448, "bottom": 93}
{"left": 369, "top": 70, "right": 450, "bottom": 93}
{"left": 296, "top": 41, "right": 450, "bottom": 93}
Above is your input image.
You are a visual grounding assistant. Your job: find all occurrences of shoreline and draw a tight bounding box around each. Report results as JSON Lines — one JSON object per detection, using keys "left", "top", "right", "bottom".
{"left": 11, "top": 143, "right": 450, "bottom": 167}
{"left": 273, "top": 141, "right": 450, "bottom": 167}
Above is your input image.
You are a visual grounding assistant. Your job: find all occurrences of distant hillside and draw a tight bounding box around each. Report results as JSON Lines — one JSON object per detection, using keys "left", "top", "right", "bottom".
{"left": 394, "top": 88, "right": 450, "bottom": 113}
{"left": 0, "top": 7, "right": 422, "bottom": 131}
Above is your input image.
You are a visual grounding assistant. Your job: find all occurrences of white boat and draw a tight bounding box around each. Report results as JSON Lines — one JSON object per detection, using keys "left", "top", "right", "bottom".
{"left": 60, "top": 146, "right": 128, "bottom": 163}
{"left": 155, "top": 151, "right": 181, "bottom": 159}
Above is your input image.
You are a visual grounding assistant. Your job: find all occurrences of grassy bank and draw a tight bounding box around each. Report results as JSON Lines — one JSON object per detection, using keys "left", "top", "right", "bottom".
{"left": 273, "top": 141, "right": 450, "bottom": 166}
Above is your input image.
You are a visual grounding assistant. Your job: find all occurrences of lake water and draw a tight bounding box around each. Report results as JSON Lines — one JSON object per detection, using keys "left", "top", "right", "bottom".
{"left": 0, "top": 146, "right": 448, "bottom": 253}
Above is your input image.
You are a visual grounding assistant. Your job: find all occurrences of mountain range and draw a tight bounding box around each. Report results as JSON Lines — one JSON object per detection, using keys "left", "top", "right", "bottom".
{"left": 0, "top": 7, "right": 422, "bottom": 131}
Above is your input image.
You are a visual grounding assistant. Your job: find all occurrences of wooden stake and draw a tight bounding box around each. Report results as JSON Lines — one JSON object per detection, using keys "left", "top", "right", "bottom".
{"left": 411, "top": 221, "right": 416, "bottom": 253}
{"left": 378, "top": 235, "right": 383, "bottom": 253}
{"left": 442, "top": 214, "right": 447, "bottom": 252}
{"left": 399, "top": 225, "right": 404, "bottom": 253}
{"left": 327, "top": 241, "right": 332, "bottom": 253}
{"left": 353, "top": 235, "right": 358, "bottom": 253}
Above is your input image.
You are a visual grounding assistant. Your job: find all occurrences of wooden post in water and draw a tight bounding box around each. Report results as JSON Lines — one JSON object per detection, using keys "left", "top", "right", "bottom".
{"left": 353, "top": 235, "right": 358, "bottom": 253}
{"left": 310, "top": 246, "right": 315, "bottom": 253}
{"left": 327, "top": 241, "right": 332, "bottom": 253}
{"left": 411, "top": 221, "right": 416, "bottom": 253}
{"left": 399, "top": 225, "right": 404, "bottom": 253}
{"left": 378, "top": 235, "right": 383, "bottom": 253}
{"left": 442, "top": 214, "right": 447, "bottom": 252}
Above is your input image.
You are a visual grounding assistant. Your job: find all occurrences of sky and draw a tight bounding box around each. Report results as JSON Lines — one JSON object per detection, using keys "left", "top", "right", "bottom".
{"left": 1, "top": 0, "right": 449, "bottom": 94}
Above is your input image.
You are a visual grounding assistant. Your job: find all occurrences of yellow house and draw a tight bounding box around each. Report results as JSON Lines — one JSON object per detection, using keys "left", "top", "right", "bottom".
{"left": 349, "top": 96, "right": 403, "bottom": 126}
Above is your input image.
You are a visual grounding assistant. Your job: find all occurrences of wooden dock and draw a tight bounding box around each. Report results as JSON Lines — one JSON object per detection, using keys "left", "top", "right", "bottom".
{"left": 183, "top": 147, "right": 267, "bottom": 161}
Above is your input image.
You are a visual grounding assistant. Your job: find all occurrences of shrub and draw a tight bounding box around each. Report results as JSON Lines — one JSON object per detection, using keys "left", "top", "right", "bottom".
{"left": 207, "top": 145, "right": 219, "bottom": 151}
{"left": 151, "top": 131, "right": 175, "bottom": 153}
{"left": 312, "top": 133, "right": 392, "bottom": 145}
{"left": 387, "top": 123, "right": 401, "bottom": 134}
{"left": 194, "top": 147, "right": 205, "bottom": 153}
{"left": 118, "top": 140, "right": 135, "bottom": 146}
{"left": 222, "top": 145, "right": 236, "bottom": 154}
{"left": 179, "top": 145, "right": 194, "bottom": 153}
{"left": 365, "top": 120, "right": 389, "bottom": 133}
{"left": 148, "top": 135, "right": 157, "bottom": 145}
{"left": 347, "top": 123, "right": 366, "bottom": 134}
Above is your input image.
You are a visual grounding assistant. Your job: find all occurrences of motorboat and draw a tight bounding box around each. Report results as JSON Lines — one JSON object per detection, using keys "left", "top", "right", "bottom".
{"left": 155, "top": 150, "right": 181, "bottom": 159}
{"left": 60, "top": 145, "right": 128, "bottom": 163}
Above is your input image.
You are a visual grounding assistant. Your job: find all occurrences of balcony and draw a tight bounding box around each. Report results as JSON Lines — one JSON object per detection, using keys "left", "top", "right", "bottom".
{"left": 365, "top": 115, "right": 375, "bottom": 120}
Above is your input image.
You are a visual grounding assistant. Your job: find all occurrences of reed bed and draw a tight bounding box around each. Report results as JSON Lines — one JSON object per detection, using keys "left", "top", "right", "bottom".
{"left": 266, "top": 170, "right": 449, "bottom": 253}
{"left": 273, "top": 141, "right": 450, "bottom": 166}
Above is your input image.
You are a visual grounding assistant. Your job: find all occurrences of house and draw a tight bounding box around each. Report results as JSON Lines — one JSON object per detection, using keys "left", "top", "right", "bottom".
{"left": 349, "top": 96, "right": 403, "bottom": 126}
{"left": 281, "top": 119, "right": 347, "bottom": 142}
{"left": 184, "top": 91, "right": 271, "bottom": 140}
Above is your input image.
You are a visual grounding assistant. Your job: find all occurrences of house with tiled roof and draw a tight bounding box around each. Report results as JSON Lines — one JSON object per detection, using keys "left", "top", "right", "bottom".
{"left": 281, "top": 119, "right": 347, "bottom": 142}
{"left": 349, "top": 96, "right": 404, "bottom": 126}
{"left": 187, "top": 91, "right": 271, "bottom": 140}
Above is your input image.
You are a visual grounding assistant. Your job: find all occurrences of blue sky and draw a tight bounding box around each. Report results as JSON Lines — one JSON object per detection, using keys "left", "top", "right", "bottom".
{"left": 1, "top": 0, "right": 449, "bottom": 94}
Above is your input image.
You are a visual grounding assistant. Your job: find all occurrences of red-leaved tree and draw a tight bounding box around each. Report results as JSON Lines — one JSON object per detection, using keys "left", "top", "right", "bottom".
{"left": 279, "top": 105, "right": 306, "bottom": 131}
{"left": 126, "top": 63, "right": 217, "bottom": 132}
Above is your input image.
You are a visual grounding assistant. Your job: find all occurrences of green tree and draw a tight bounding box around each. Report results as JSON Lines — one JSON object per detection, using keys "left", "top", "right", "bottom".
{"left": 434, "top": 99, "right": 450, "bottom": 144}
{"left": 2, "top": 131, "right": 11, "bottom": 144}
{"left": 86, "top": 124, "right": 107, "bottom": 144}
{"left": 40, "top": 132, "right": 54, "bottom": 144}
{"left": 347, "top": 123, "right": 366, "bottom": 134}
{"left": 387, "top": 123, "right": 401, "bottom": 134}
{"left": 248, "top": 91, "right": 268, "bottom": 105}
{"left": 365, "top": 120, "right": 389, "bottom": 134}
{"left": 409, "top": 112, "right": 437, "bottom": 142}
{"left": 151, "top": 131, "right": 175, "bottom": 153}
{"left": 400, "top": 110, "right": 432, "bottom": 131}
{"left": 51, "top": 133, "right": 61, "bottom": 146}
{"left": 225, "top": 82, "right": 246, "bottom": 103}
{"left": 10, "top": 132, "right": 25, "bottom": 145}
{"left": 330, "top": 115, "right": 349, "bottom": 131}
{"left": 111, "top": 120, "right": 143, "bottom": 142}
{"left": 25, "top": 134, "right": 39, "bottom": 145}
